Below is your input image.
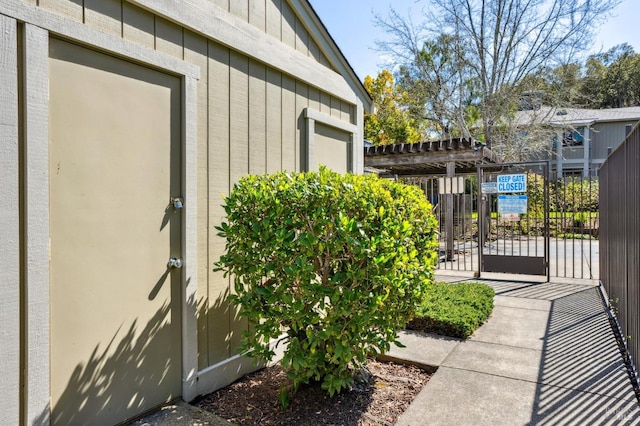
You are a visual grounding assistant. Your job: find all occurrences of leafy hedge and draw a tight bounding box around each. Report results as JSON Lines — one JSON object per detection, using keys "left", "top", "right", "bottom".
{"left": 553, "top": 177, "right": 599, "bottom": 212}
{"left": 407, "top": 282, "right": 495, "bottom": 339}
{"left": 215, "top": 168, "right": 439, "bottom": 396}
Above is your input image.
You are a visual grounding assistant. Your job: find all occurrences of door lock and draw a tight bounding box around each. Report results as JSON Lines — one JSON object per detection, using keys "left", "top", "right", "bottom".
{"left": 172, "top": 197, "right": 184, "bottom": 210}
{"left": 167, "top": 257, "right": 183, "bottom": 269}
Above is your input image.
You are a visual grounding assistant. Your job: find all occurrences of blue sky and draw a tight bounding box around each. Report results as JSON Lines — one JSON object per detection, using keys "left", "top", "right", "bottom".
{"left": 308, "top": 0, "right": 640, "bottom": 81}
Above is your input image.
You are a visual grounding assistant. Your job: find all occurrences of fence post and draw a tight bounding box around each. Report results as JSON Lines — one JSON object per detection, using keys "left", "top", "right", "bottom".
{"left": 445, "top": 162, "right": 455, "bottom": 261}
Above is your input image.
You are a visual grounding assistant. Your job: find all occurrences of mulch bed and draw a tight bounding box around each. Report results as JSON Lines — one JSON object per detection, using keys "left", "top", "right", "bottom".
{"left": 194, "top": 358, "right": 431, "bottom": 425}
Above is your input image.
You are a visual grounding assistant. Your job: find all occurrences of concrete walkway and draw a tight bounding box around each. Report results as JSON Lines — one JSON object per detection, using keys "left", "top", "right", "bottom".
{"left": 395, "top": 277, "right": 640, "bottom": 425}
{"left": 133, "top": 276, "right": 640, "bottom": 425}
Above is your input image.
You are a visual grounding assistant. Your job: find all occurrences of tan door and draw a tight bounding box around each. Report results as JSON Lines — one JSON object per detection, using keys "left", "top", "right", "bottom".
{"left": 49, "top": 39, "right": 182, "bottom": 426}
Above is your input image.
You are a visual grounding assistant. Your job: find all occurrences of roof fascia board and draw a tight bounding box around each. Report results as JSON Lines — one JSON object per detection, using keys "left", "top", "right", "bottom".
{"left": 592, "top": 117, "right": 640, "bottom": 124}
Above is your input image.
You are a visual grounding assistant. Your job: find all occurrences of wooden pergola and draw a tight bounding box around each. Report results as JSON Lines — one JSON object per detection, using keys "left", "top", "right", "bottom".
{"left": 364, "top": 138, "right": 501, "bottom": 177}
{"left": 364, "top": 138, "right": 502, "bottom": 261}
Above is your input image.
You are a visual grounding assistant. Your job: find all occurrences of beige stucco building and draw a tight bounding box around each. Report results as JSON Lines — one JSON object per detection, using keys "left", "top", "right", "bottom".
{"left": 0, "top": 1, "right": 372, "bottom": 424}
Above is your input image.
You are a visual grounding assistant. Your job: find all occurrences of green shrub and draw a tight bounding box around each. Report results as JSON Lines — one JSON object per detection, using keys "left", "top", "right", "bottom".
{"left": 553, "top": 177, "right": 599, "bottom": 212}
{"left": 408, "top": 282, "right": 495, "bottom": 339}
{"left": 215, "top": 167, "right": 439, "bottom": 396}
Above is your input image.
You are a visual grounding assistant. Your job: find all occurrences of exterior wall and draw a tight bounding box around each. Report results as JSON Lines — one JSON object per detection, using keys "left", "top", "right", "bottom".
{"left": 211, "top": 0, "right": 335, "bottom": 70}
{"left": 31, "top": 0, "right": 359, "bottom": 372}
{"left": 1, "top": 0, "right": 368, "bottom": 421}
{"left": 553, "top": 121, "right": 639, "bottom": 176}
{"left": 591, "top": 121, "right": 637, "bottom": 160}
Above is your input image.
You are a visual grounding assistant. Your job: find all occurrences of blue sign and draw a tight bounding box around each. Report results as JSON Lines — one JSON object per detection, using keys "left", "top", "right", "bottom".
{"left": 497, "top": 174, "right": 527, "bottom": 193}
{"left": 498, "top": 195, "right": 528, "bottom": 214}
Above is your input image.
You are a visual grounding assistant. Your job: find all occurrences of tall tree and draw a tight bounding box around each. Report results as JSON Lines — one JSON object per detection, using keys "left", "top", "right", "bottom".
{"left": 517, "top": 63, "right": 584, "bottom": 107}
{"left": 396, "top": 33, "right": 479, "bottom": 140}
{"left": 375, "top": 0, "right": 621, "bottom": 155}
{"left": 581, "top": 44, "right": 640, "bottom": 108}
{"left": 364, "top": 69, "right": 423, "bottom": 145}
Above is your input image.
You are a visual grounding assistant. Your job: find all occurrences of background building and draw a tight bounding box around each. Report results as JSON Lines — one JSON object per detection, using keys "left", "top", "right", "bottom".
{"left": 518, "top": 105, "right": 640, "bottom": 176}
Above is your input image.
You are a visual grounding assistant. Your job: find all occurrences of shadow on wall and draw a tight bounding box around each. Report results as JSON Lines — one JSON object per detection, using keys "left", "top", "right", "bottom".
{"left": 529, "top": 287, "right": 640, "bottom": 424}
{"left": 33, "top": 293, "right": 191, "bottom": 426}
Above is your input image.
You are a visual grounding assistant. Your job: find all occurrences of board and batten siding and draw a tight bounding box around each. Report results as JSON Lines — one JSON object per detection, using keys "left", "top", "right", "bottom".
{"left": 35, "top": 0, "right": 336, "bottom": 71}
{"left": 12, "top": 0, "right": 360, "bottom": 374}
{"left": 591, "top": 121, "right": 639, "bottom": 160}
{"left": 212, "top": 0, "right": 335, "bottom": 70}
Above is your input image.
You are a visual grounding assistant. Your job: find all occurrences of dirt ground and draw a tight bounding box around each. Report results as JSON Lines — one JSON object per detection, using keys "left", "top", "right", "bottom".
{"left": 194, "top": 358, "right": 431, "bottom": 426}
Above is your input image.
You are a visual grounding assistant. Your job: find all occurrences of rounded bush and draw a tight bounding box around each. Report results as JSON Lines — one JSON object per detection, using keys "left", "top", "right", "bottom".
{"left": 215, "top": 167, "right": 438, "bottom": 396}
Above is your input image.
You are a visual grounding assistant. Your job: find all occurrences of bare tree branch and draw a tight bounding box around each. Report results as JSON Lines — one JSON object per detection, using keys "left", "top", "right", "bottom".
{"left": 375, "top": 0, "right": 622, "bottom": 158}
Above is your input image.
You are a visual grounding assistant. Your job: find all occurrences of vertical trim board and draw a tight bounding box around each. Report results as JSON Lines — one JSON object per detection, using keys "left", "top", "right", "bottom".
{"left": 0, "top": 15, "right": 20, "bottom": 426}
{"left": 23, "top": 24, "right": 50, "bottom": 426}
{"left": 354, "top": 100, "right": 364, "bottom": 174}
{"left": 295, "top": 81, "right": 308, "bottom": 171}
{"left": 183, "top": 30, "right": 210, "bottom": 372}
{"left": 182, "top": 75, "right": 199, "bottom": 402}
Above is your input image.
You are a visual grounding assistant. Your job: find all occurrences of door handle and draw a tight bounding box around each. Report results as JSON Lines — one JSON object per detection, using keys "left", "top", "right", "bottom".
{"left": 167, "top": 257, "right": 183, "bottom": 269}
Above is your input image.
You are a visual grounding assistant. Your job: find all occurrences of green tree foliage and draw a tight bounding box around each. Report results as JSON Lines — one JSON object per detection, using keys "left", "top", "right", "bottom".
{"left": 364, "top": 70, "right": 423, "bottom": 144}
{"left": 396, "top": 33, "right": 479, "bottom": 139}
{"left": 513, "top": 44, "right": 640, "bottom": 110}
{"left": 581, "top": 44, "right": 640, "bottom": 108}
{"left": 517, "top": 63, "right": 585, "bottom": 107}
{"left": 215, "top": 168, "right": 439, "bottom": 397}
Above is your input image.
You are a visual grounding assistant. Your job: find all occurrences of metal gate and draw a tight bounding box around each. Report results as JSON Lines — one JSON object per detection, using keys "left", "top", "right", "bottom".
{"left": 478, "top": 161, "right": 550, "bottom": 279}
{"left": 402, "top": 163, "right": 599, "bottom": 281}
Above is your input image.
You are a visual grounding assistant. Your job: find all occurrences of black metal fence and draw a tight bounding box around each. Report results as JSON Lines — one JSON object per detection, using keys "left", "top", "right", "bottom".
{"left": 403, "top": 170, "right": 600, "bottom": 280}
{"left": 549, "top": 171, "right": 600, "bottom": 280}
{"left": 600, "top": 124, "right": 640, "bottom": 370}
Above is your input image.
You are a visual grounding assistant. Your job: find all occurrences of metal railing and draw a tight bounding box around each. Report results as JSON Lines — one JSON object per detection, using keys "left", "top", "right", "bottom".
{"left": 600, "top": 123, "right": 640, "bottom": 368}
